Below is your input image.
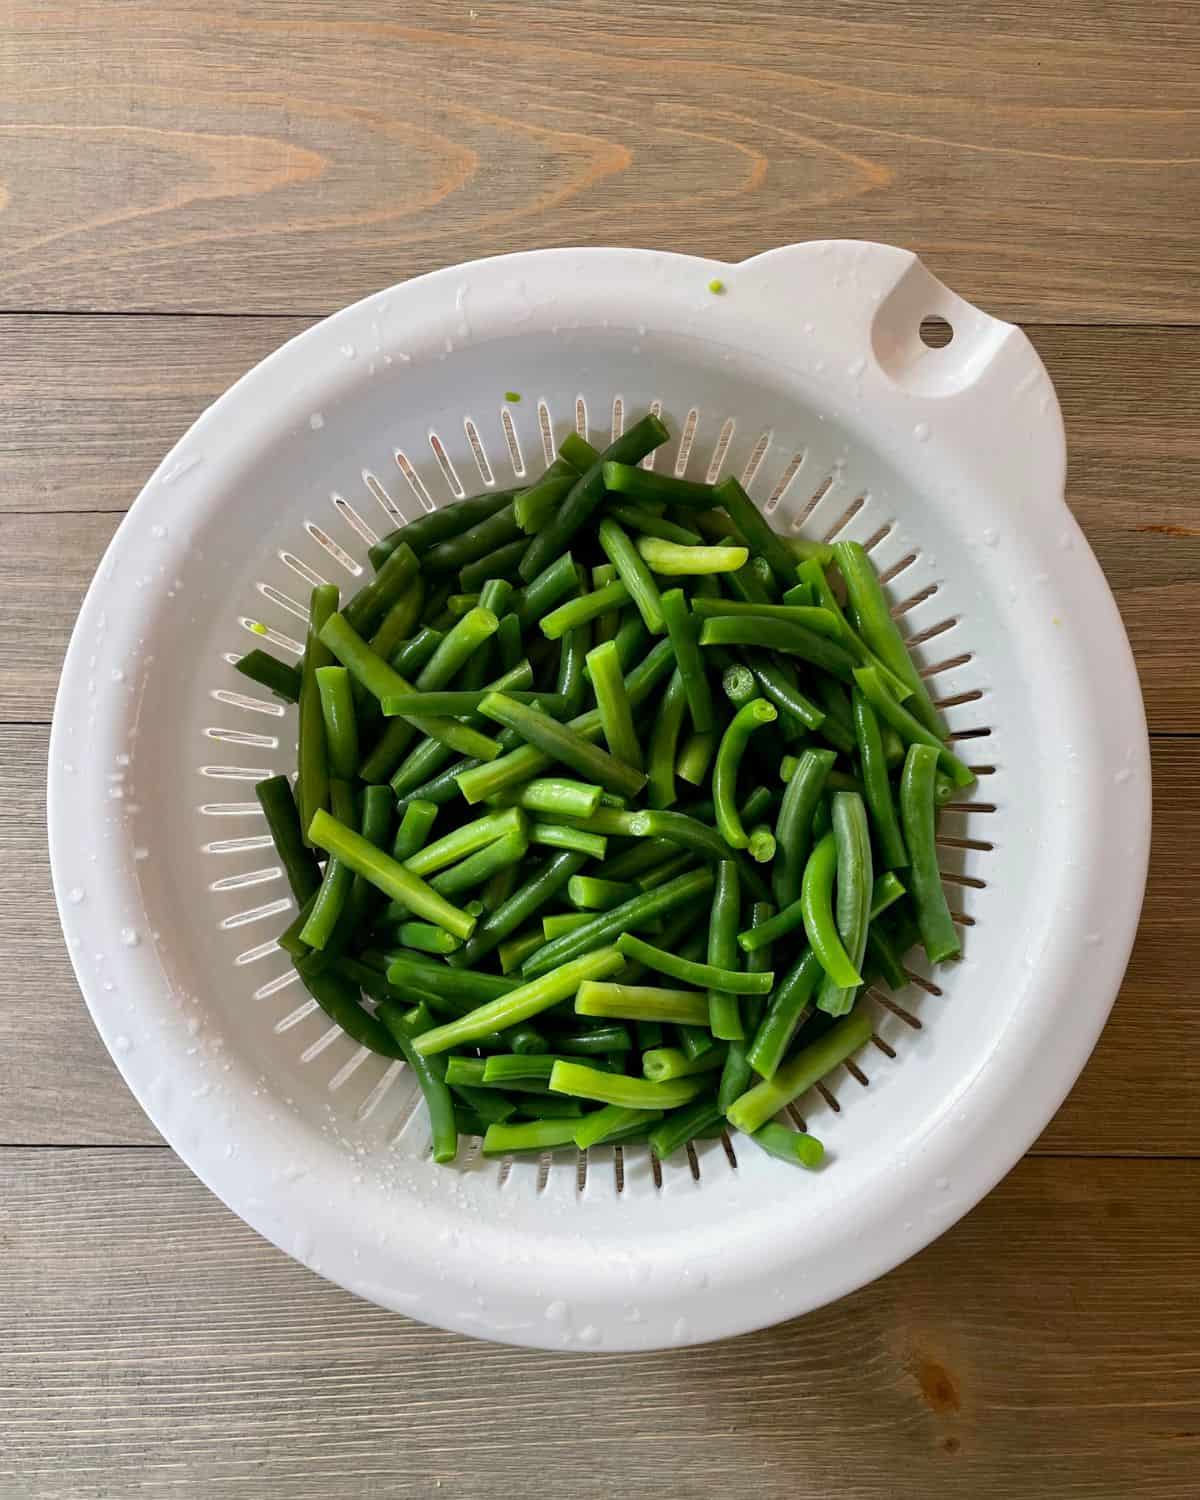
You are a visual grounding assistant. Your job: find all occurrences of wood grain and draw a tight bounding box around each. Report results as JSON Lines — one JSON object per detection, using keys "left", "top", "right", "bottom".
{"left": 1, "top": 3, "right": 1198, "bottom": 321}
{"left": 2, "top": 318, "right": 1198, "bottom": 728}
{"left": 1, "top": 1150, "right": 1197, "bottom": 1498}
{"left": 4, "top": 723, "right": 1195, "bottom": 1151}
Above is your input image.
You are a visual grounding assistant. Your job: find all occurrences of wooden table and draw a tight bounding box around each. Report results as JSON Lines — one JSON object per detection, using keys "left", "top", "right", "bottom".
{"left": 3, "top": 4, "right": 1197, "bottom": 1494}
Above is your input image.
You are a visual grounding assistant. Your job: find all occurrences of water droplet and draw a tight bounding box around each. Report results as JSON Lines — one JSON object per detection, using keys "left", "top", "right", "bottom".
{"left": 309, "top": 412, "right": 325, "bottom": 430}
{"left": 1084, "top": 932, "right": 1102, "bottom": 947}
{"left": 1114, "top": 768, "right": 1131, "bottom": 785}
{"left": 120, "top": 928, "right": 139, "bottom": 947}
{"left": 340, "top": 344, "right": 356, "bottom": 359}
{"left": 577, "top": 1324, "right": 601, "bottom": 1346}
{"left": 68, "top": 886, "right": 85, "bottom": 905}
{"left": 113, "top": 1035, "right": 131, "bottom": 1054}
{"left": 111, "top": 668, "right": 125, "bottom": 683}
{"left": 935, "top": 1176, "right": 950, "bottom": 1190}
{"left": 671, "top": 1316, "right": 691, "bottom": 1343}
{"left": 150, "top": 523, "right": 167, "bottom": 539}
{"left": 981, "top": 528, "right": 998, "bottom": 547}
{"left": 116, "top": 752, "right": 130, "bottom": 767}
{"left": 913, "top": 422, "right": 931, "bottom": 443}
{"left": 848, "top": 356, "right": 866, "bottom": 378}
{"left": 63, "top": 762, "right": 75, "bottom": 774}
{"left": 544, "top": 1300, "right": 569, "bottom": 1323}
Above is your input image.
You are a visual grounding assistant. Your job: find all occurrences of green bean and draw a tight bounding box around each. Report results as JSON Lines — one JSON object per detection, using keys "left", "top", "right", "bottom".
{"left": 614, "top": 931, "right": 772, "bottom": 996}
{"left": 689, "top": 597, "right": 841, "bottom": 633}
{"left": 405, "top": 807, "right": 525, "bottom": 879}
{"left": 521, "top": 866, "right": 714, "bottom": 979}
{"left": 726, "top": 1008, "right": 872, "bottom": 1134}
{"left": 705, "top": 860, "right": 743, "bottom": 1040}
{"left": 412, "top": 946, "right": 625, "bottom": 1055}
{"left": 388, "top": 626, "right": 445, "bottom": 679}
{"left": 565, "top": 875, "right": 633, "bottom": 912}
{"left": 478, "top": 692, "right": 647, "bottom": 800}
{"left": 717, "top": 1040, "right": 753, "bottom": 1114}
{"left": 410, "top": 606, "right": 500, "bottom": 692}
{"left": 773, "top": 747, "right": 835, "bottom": 909}
{"left": 676, "top": 730, "right": 717, "bottom": 787}
{"left": 587, "top": 639, "right": 642, "bottom": 770}
{"left": 751, "top": 1122, "right": 825, "bottom": 1169}
{"left": 596, "top": 837, "right": 676, "bottom": 883}
{"left": 255, "top": 775, "right": 322, "bottom": 903}
{"left": 314, "top": 666, "right": 359, "bottom": 780}
{"left": 636, "top": 537, "right": 748, "bottom": 575}
{"left": 333, "top": 782, "right": 394, "bottom": 946}
{"left": 642, "top": 1046, "right": 726, "bottom": 1082}
{"left": 542, "top": 912, "right": 592, "bottom": 940}
{"left": 344, "top": 542, "right": 419, "bottom": 636}
{"left": 899, "top": 744, "right": 962, "bottom": 964}
{"left": 386, "top": 659, "right": 534, "bottom": 795}
{"left": 698, "top": 616, "right": 859, "bottom": 680}
{"left": 624, "top": 809, "right": 769, "bottom": 900}
{"left": 514, "top": 1096, "right": 585, "bottom": 1120}
{"left": 746, "top": 948, "right": 822, "bottom": 1079}
{"left": 798, "top": 830, "right": 861, "bottom": 987}
{"left": 370, "top": 491, "right": 518, "bottom": 569}
{"left": 573, "top": 1105, "right": 662, "bottom": 1150}
{"left": 575, "top": 981, "right": 710, "bottom": 1026}
{"left": 491, "top": 611, "right": 523, "bottom": 672}
{"left": 539, "top": 580, "right": 630, "bottom": 641}
{"left": 711, "top": 474, "right": 798, "bottom": 582}
{"left": 391, "top": 798, "right": 438, "bottom": 861}
{"left": 295, "top": 958, "right": 403, "bottom": 1058}
{"left": 321, "top": 614, "right": 502, "bottom": 763}
{"left": 721, "top": 662, "right": 757, "bottom": 708}
{"left": 852, "top": 666, "right": 975, "bottom": 788}
{"left": 458, "top": 538, "right": 527, "bottom": 592}
{"left": 368, "top": 578, "right": 426, "bottom": 661}
{"left": 749, "top": 659, "right": 831, "bottom": 738}
{"left": 297, "top": 583, "right": 339, "bottom": 845}
{"left": 594, "top": 614, "right": 650, "bottom": 677}
{"left": 299, "top": 781, "right": 359, "bottom": 949}
{"left": 530, "top": 822, "right": 607, "bottom": 859}
{"left": 384, "top": 952, "right": 519, "bottom": 1006}
{"left": 866, "top": 923, "right": 908, "bottom": 990}
{"left": 600, "top": 461, "right": 716, "bottom": 508}
{"left": 645, "top": 669, "right": 688, "bottom": 810}
{"left": 481, "top": 1119, "right": 580, "bottom": 1155}
{"left": 513, "top": 551, "right": 580, "bottom": 627}
{"left": 606, "top": 502, "right": 703, "bottom": 545}
{"left": 647, "top": 1098, "right": 725, "bottom": 1159}
{"left": 482, "top": 1054, "right": 568, "bottom": 1086}
{"left": 814, "top": 792, "right": 873, "bottom": 1018}
{"left": 548, "top": 1060, "right": 707, "bottom": 1111}
{"left": 396, "top": 921, "right": 461, "bottom": 955}
{"left": 308, "top": 808, "right": 476, "bottom": 940}
{"left": 497, "top": 929, "right": 546, "bottom": 975}
{"left": 432, "top": 829, "right": 530, "bottom": 899}
{"left": 235, "top": 649, "right": 301, "bottom": 702}
{"left": 852, "top": 688, "right": 907, "bottom": 870}
{"left": 636, "top": 1020, "right": 664, "bottom": 1050}
{"left": 660, "top": 588, "right": 713, "bottom": 734}
{"left": 597, "top": 517, "right": 666, "bottom": 632}
{"left": 554, "top": 612, "right": 590, "bottom": 721}
{"left": 590, "top": 563, "right": 622, "bottom": 644}
{"left": 747, "top": 824, "right": 775, "bottom": 863}
{"left": 488, "top": 777, "right": 602, "bottom": 820}
{"left": 449, "top": 851, "right": 588, "bottom": 966}
{"left": 449, "top": 1084, "right": 516, "bottom": 1126}
{"left": 555, "top": 1025, "right": 633, "bottom": 1056}
{"left": 518, "top": 415, "right": 670, "bottom": 582}
{"left": 421, "top": 503, "right": 521, "bottom": 577}
{"left": 832, "top": 540, "right": 943, "bottom": 735}
{"left": 635, "top": 850, "right": 695, "bottom": 891}
{"left": 514, "top": 472, "right": 576, "bottom": 534}
{"left": 724, "top": 557, "right": 775, "bottom": 605}
{"left": 712, "top": 698, "right": 777, "bottom": 851}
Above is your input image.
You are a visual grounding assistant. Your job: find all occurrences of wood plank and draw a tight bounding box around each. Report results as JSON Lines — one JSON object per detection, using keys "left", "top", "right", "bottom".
{"left": 3, "top": 319, "right": 1199, "bottom": 728}
{"left": 5, "top": 724, "right": 1195, "bottom": 1151}
{"left": 0, "top": 1150, "right": 1196, "bottom": 1498}
{"left": 0, "top": 3, "right": 1198, "bottom": 321}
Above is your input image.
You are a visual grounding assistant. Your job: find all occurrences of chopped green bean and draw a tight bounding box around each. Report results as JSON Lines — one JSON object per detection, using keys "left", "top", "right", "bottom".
{"left": 575, "top": 981, "right": 710, "bottom": 1027}
{"left": 235, "top": 649, "right": 301, "bottom": 702}
{"left": 726, "top": 1010, "right": 873, "bottom": 1134}
{"left": 900, "top": 744, "right": 962, "bottom": 964}
{"left": 549, "top": 1060, "right": 708, "bottom": 1111}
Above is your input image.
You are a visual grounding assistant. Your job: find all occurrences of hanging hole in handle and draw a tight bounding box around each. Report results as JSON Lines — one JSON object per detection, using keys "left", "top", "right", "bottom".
{"left": 920, "top": 315, "right": 954, "bottom": 349}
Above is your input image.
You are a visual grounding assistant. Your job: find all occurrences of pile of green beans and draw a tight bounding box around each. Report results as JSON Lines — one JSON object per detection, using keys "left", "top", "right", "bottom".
{"left": 243, "top": 413, "right": 971, "bottom": 1171}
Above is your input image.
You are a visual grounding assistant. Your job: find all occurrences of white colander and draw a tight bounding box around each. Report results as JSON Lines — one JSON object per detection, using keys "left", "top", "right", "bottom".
{"left": 48, "top": 242, "right": 1150, "bottom": 1351}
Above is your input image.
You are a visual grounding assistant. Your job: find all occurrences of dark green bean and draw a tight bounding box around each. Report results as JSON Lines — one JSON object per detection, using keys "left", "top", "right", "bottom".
{"left": 521, "top": 866, "right": 715, "bottom": 979}
{"left": 746, "top": 947, "right": 822, "bottom": 1079}
{"left": 450, "top": 851, "right": 589, "bottom": 966}
{"left": 344, "top": 542, "right": 419, "bottom": 637}
{"left": 772, "top": 747, "right": 835, "bottom": 908}
{"left": 660, "top": 588, "right": 714, "bottom": 734}
{"left": 369, "top": 490, "right": 518, "bottom": 569}
{"left": 388, "top": 626, "right": 444, "bottom": 678}
{"left": 367, "top": 578, "right": 425, "bottom": 661}
{"left": 711, "top": 474, "right": 798, "bottom": 582}
{"left": 255, "top": 775, "right": 322, "bottom": 903}
{"left": 717, "top": 1040, "right": 753, "bottom": 1113}
{"left": 749, "top": 659, "right": 831, "bottom": 738}
{"left": 852, "top": 666, "right": 975, "bottom": 788}
{"left": 899, "top": 743, "right": 962, "bottom": 964}
{"left": 597, "top": 517, "right": 666, "bottom": 632}
{"left": 555, "top": 1025, "right": 633, "bottom": 1056}
{"left": 799, "top": 831, "right": 861, "bottom": 988}
{"left": 514, "top": 472, "right": 576, "bottom": 534}
{"left": 725, "top": 1009, "right": 873, "bottom": 1135}
{"left": 514, "top": 551, "right": 580, "bottom": 626}
{"left": 699, "top": 615, "right": 859, "bottom": 680}
{"left": 712, "top": 698, "right": 777, "bottom": 851}
{"left": 626, "top": 808, "right": 770, "bottom": 901}
{"left": 294, "top": 957, "right": 403, "bottom": 1059}
{"left": 614, "top": 930, "right": 772, "bottom": 994}
{"left": 706, "top": 860, "right": 744, "bottom": 1040}
{"left": 600, "top": 461, "right": 717, "bottom": 509}
{"left": 648, "top": 1098, "right": 725, "bottom": 1159}
{"left": 518, "top": 414, "right": 670, "bottom": 582}
{"left": 377, "top": 1002, "right": 458, "bottom": 1162}
{"left": 421, "top": 503, "right": 521, "bottom": 577}
{"left": 235, "top": 649, "right": 301, "bottom": 702}
{"left": 815, "top": 792, "right": 873, "bottom": 1017}
{"left": 297, "top": 582, "right": 339, "bottom": 846}
{"left": 540, "top": 579, "right": 630, "bottom": 640}
{"left": 478, "top": 693, "right": 647, "bottom": 800}
{"left": 606, "top": 502, "right": 703, "bottom": 545}
{"left": 495, "top": 612, "right": 525, "bottom": 672}
{"left": 852, "top": 687, "right": 908, "bottom": 870}
{"left": 458, "top": 538, "right": 528, "bottom": 592}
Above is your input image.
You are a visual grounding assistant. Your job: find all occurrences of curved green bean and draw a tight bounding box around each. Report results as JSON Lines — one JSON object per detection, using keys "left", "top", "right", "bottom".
{"left": 772, "top": 747, "right": 836, "bottom": 909}
{"left": 647, "top": 669, "right": 689, "bottom": 809}
{"left": 899, "top": 743, "right": 962, "bottom": 964}
{"left": 712, "top": 698, "right": 777, "bottom": 851}
{"left": 799, "top": 831, "right": 861, "bottom": 988}
{"left": 815, "top": 792, "right": 873, "bottom": 1017}
{"left": 706, "top": 860, "right": 744, "bottom": 1040}
{"left": 614, "top": 931, "right": 773, "bottom": 994}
